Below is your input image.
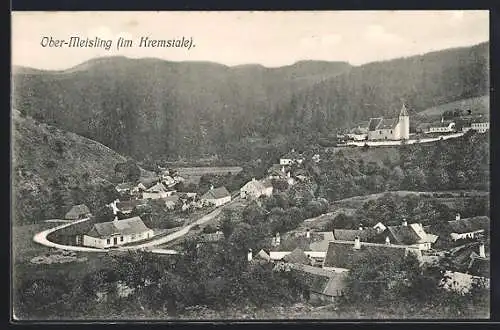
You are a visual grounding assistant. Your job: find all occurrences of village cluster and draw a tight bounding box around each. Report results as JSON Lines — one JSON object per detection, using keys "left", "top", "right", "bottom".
{"left": 339, "top": 104, "right": 489, "bottom": 142}
{"left": 56, "top": 143, "right": 490, "bottom": 303}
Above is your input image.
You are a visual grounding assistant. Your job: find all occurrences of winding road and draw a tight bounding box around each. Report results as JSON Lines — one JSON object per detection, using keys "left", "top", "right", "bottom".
{"left": 33, "top": 203, "right": 226, "bottom": 254}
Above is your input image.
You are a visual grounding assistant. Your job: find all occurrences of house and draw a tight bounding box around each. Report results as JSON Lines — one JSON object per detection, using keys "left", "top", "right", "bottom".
{"left": 381, "top": 220, "right": 438, "bottom": 250}
{"left": 282, "top": 248, "right": 311, "bottom": 265}
{"left": 443, "top": 243, "right": 490, "bottom": 292}
{"left": 289, "top": 263, "right": 348, "bottom": 303}
{"left": 280, "top": 149, "right": 305, "bottom": 165}
{"left": 427, "top": 120, "right": 456, "bottom": 133}
{"left": 200, "top": 186, "right": 231, "bottom": 207}
{"left": 447, "top": 215, "right": 489, "bottom": 241}
{"left": 240, "top": 178, "right": 273, "bottom": 199}
{"left": 198, "top": 231, "right": 224, "bottom": 244}
{"left": 65, "top": 204, "right": 91, "bottom": 220}
{"left": 322, "top": 238, "right": 422, "bottom": 272}
{"left": 347, "top": 121, "right": 370, "bottom": 141}
{"left": 471, "top": 120, "right": 489, "bottom": 133}
{"left": 142, "top": 182, "right": 176, "bottom": 200}
{"left": 116, "top": 199, "right": 148, "bottom": 215}
{"left": 82, "top": 216, "right": 154, "bottom": 248}
{"left": 367, "top": 104, "right": 410, "bottom": 141}
{"left": 373, "top": 222, "right": 387, "bottom": 234}
{"left": 115, "top": 182, "right": 135, "bottom": 194}
{"left": 333, "top": 228, "right": 379, "bottom": 242}
{"left": 161, "top": 175, "right": 176, "bottom": 187}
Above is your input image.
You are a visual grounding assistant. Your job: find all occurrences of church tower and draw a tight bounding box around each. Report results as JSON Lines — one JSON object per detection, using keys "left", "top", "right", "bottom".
{"left": 399, "top": 103, "right": 410, "bottom": 140}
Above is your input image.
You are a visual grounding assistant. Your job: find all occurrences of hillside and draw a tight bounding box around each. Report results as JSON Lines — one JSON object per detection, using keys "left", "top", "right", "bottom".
{"left": 12, "top": 59, "right": 351, "bottom": 161}
{"left": 12, "top": 112, "right": 126, "bottom": 225}
{"left": 274, "top": 42, "right": 489, "bottom": 142}
{"left": 413, "top": 95, "right": 489, "bottom": 122}
{"left": 12, "top": 42, "right": 488, "bottom": 161}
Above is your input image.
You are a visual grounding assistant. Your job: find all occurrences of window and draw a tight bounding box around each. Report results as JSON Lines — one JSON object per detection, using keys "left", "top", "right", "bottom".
{"left": 390, "top": 130, "right": 392, "bottom": 133}
{"left": 120, "top": 236, "right": 124, "bottom": 242}
{"left": 379, "top": 130, "right": 382, "bottom": 134}
{"left": 106, "top": 238, "right": 110, "bottom": 244}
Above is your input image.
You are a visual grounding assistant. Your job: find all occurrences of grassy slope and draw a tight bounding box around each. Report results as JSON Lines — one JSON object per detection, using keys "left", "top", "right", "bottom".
{"left": 12, "top": 112, "right": 127, "bottom": 224}
{"left": 413, "top": 95, "right": 489, "bottom": 123}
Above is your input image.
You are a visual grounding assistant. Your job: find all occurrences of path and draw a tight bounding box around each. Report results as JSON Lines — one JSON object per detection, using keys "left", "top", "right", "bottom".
{"left": 33, "top": 200, "right": 230, "bottom": 254}
{"left": 33, "top": 217, "right": 108, "bottom": 252}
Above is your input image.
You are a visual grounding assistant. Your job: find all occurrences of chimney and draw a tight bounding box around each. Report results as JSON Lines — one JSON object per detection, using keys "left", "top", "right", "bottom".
{"left": 247, "top": 248, "right": 253, "bottom": 261}
{"left": 456, "top": 213, "right": 461, "bottom": 221}
{"left": 276, "top": 232, "right": 281, "bottom": 245}
{"left": 479, "top": 243, "right": 486, "bottom": 258}
{"left": 252, "top": 177, "right": 256, "bottom": 182}
{"left": 287, "top": 172, "right": 291, "bottom": 178}
{"left": 281, "top": 166, "right": 285, "bottom": 173}
{"left": 354, "top": 236, "right": 361, "bottom": 250}
{"left": 385, "top": 236, "right": 391, "bottom": 245}
{"left": 210, "top": 185, "right": 214, "bottom": 190}
{"left": 441, "top": 116, "right": 444, "bottom": 123}
{"left": 306, "top": 228, "right": 310, "bottom": 239}
{"left": 402, "top": 218, "right": 408, "bottom": 226}
{"left": 358, "top": 225, "right": 363, "bottom": 231}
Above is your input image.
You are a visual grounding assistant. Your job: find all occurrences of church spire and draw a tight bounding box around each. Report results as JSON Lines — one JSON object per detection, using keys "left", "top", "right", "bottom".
{"left": 399, "top": 103, "right": 409, "bottom": 117}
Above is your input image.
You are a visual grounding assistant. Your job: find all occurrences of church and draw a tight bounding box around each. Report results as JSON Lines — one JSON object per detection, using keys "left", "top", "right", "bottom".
{"left": 366, "top": 104, "right": 410, "bottom": 141}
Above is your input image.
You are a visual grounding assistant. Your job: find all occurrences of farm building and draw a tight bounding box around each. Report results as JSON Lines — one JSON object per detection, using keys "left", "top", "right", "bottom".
{"left": 240, "top": 178, "right": 273, "bottom": 199}
{"left": 322, "top": 238, "right": 422, "bottom": 272}
{"left": 65, "top": 204, "right": 91, "bottom": 220}
{"left": 201, "top": 186, "right": 231, "bottom": 207}
{"left": 381, "top": 220, "right": 438, "bottom": 250}
{"left": 82, "top": 216, "right": 154, "bottom": 249}
{"left": 289, "top": 263, "right": 348, "bottom": 303}
{"left": 142, "top": 182, "right": 176, "bottom": 200}
{"left": 447, "top": 216, "right": 489, "bottom": 241}
{"left": 428, "top": 120, "right": 456, "bottom": 133}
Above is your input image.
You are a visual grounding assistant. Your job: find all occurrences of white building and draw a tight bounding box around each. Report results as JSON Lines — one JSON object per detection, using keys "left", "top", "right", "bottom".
{"left": 367, "top": 104, "right": 410, "bottom": 141}
{"left": 428, "top": 120, "right": 456, "bottom": 133}
{"left": 240, "top": 178, "right": 273, "bottom": 199}
{"left": 200, "top": 186, "right": 231, "bottom": 207}
{"left": 471, "top": 121, "right": 489, "bottom": 133}
{"left": 82, "top": 216, "right": 154, "bottom": 249}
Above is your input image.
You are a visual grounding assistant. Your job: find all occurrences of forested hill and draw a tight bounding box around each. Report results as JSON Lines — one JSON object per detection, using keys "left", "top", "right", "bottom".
{"left": 12, "top": 111, "right": 125, "bottom": 225}
{"left": 13, "top": 42, "right": 488, "bottom": 161}
{"left": 13, "top": 58, "right": 351, "bottom": 161}
{"left": 271, "top": 42, "right": 489, "bottom": 141}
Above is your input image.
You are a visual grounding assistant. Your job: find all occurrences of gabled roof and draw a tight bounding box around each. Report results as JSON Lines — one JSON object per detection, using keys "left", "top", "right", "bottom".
{"left": 116, "top": 199, "right": 148, "bottom": 212}
{"left": 333, "top": 228, "right": 378, "bottom": 241}
{"left": 201, "top": 186, "right": 230, "bottom": 200}
{"left": 448, "top": 216, "right": 490, "bottom": 234}
{"left": 385, "top": 225, "right": 422, "bottom": 245}
{"left": 323, "top": 241, "right": 414, "bottom": 270}
{"left": 256, "top": 249, "right": 271, "bottom": 262}
{"left": 146, "top": 182, "right": 168, "bottom": 193}
{"left": 65, "top": 204, "right": 91, "bottom": 218}
{"left": 290, "top": 263, "right": 348, "bottom": 297}
{"left": 368, "top": 118, "right": 383, "bottom": 131}
{"left": 241, "top": 179, "right": 266, "bottom": 192}
{"left": 282, "top": 248, "right": 311, "bottom": 265}
{"left": 86, "top": 216, "right": 151, "bottom": 238}
{"left": 378, "top": 118, "right": 399, "bottom": 130}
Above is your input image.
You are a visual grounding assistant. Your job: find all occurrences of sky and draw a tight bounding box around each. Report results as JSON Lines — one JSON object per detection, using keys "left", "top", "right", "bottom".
{"left": 12, "top": 11, "right": 489, "bottom": 70}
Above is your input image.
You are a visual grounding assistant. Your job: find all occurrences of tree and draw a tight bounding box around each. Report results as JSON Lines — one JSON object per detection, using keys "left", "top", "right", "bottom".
{"left": 94, "top": 205, "right": 114, "bottom": 223}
